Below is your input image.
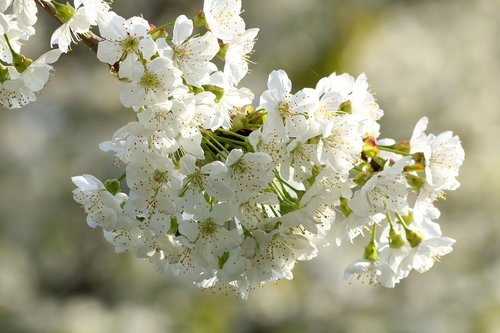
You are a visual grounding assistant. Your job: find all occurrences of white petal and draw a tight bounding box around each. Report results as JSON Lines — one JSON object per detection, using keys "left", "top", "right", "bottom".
{"left": 172, "top": 15, "right": 193, "bottom": 46}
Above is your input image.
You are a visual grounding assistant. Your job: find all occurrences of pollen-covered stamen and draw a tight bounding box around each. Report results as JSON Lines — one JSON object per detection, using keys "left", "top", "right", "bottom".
{"left": 199, "top": 218, "right": 218, "bottom": 237}
{"left": 277, "top": 101, "right": 291, "bottom": 117}
{"left": 173, "top": 46, "right": 193, "bottom": 66}
{"left": 152, "top": 169, "right": 170, "bottom": 184}
{"left": 120, "top": 35, "right": 141, "bottom": 54}
{"left": 140, "top": 71, "right": 161, "bottom": 91}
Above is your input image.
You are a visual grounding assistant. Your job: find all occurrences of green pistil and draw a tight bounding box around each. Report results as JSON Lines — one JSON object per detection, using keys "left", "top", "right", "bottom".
{"left": 52, "top": 1, "right": 76, "bottom": 23}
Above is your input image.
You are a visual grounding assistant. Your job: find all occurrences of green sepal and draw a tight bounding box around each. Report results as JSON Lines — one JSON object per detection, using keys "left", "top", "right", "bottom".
{"left": 52, "top": 1, "right": 76, "bottom": 23}
{"left": 354, "top": 171, "right": 371, "bottom": 187}
{"left": 405, "top": 229, "right": 423, "bottom": 248}
{"left": 363, "top": 241, "right": 379, "bottom": 262}
{"left": 203, "top": 84, "right": 225, "bottom": 103}
{"left": 193, "top": 11, "right": 207, "bottom": 28}
{"left": 104, "top": 179, "right": 121, "bottom": 195}
{"left": 388, "top": 228, "right": 405, "bottom": 249}
{"left": 339, "top": 197, "right": 352, "bottom": 217}
{"left": 0, "top": 64, "right": 10, "bottom": 83}
{"left": 168, "top": 216, "right": 179, "bottom": 235}
{"left": 339, "top": 100, "right": 352, "bottom": 114}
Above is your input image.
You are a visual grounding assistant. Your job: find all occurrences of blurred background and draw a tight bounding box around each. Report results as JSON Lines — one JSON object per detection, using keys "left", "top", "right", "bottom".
{"left": 0, "top": 0, "right": 498, "bottom": 332}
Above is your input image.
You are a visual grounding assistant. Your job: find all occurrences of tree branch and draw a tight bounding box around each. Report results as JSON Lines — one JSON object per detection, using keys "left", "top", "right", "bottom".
{"left": 34, "top": 0, "right": 103, "bottom": 53}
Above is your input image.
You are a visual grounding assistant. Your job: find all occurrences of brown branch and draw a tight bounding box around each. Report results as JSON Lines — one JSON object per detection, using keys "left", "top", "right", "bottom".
{"left": 34, "top": 0, "right": 103, "bottom": 53}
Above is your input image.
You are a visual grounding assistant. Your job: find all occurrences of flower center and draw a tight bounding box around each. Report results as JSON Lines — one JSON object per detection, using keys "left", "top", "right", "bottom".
{"left": 277, "top": 102, "right": 291, "bottom": 117}
{"left": 199, "top": 218, "right": 217, "bottom": 237}
{"left": 152, "top": 170, "right": 169, "bottom": 184}
{"left": 140, "top": 71, "right": 161, "bottom": 90}
{"left": 121, "top": 36, "right": 139, "bottom": 54}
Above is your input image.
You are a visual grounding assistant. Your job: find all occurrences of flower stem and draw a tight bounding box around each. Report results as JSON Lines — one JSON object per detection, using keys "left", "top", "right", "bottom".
{"left": 378, "top": 146, "right": 410, "bottom": 156}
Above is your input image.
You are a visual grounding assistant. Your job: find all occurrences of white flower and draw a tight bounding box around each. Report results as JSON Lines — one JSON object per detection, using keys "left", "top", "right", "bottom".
{"left": 0, "top": 15, "right": 34, "bottom": 63}
{"left": 203, "top": 0, "right": 245, "bottom": 42}
{"left": 10, "top": 0, "right": 37, "bottom": 26}
{"left": 159, "top": 15, "right": 219, "bottom": 87}
{"left": 259, "top": 70, "right": 319, "bottom": 139}
{"left": 349, "top": 157, "right": 411, "bottom": 217}
{"left": 344, "top": 257, "right": 399, "bottom": 287}
{"left": 0, "top": 49, "right": 61, "bottom": 109}
{"left": 178, "top": 154, "right": 233, "bottom": 214}
{"left": 207, "top": 70, "right": 254, "bottom": 129}
{"left": 72, "top": 174, "right": 126, "bottom": 230}
{"left": 410, "top": 117, "right": 465, "bottom": 192}
{"left": 50, "top": 6, "right": 93, "bottom": 53}
{"left": 119, "top": 56, "right": 185, "bottom": 108}
{"left": 97, "top": 12, "right": 157, "bottom": 64}
{"left": 178, "top": 202, "right": 242, "bottom": 266}
{"left": 225, "top": 149, "right": 274, "bottom": 203}
{"left": 125, "top": 152, "right": 183, "bottom": 217}
{"left": 316, "top": 72, "right": 383, "bottom": 137}
{"left": 224, "top": 28, "right": 259, "bottom": 85}
{"left": 317, "top": 117, "right": 363, "bottom": 179}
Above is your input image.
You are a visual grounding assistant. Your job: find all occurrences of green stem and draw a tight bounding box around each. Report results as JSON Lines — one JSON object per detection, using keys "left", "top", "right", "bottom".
{"left": 370, "top": 223, "right": 377, "bottom": 243}
{"left": 274, "top": 170, "right": 301, "bottom": 193}
{"left": 202, "top": 137, "right": 227, "bottom": 158}
{"left": 378, "top": 146, "right": 410, "bottom": 156}
{"left": 395, "top": 212, "right": 411, "bottom": 232}
{"left": 215, "top": 136, "right": 247, "bottom": 147}
{"left": 150, "top": 21, "right": 175, "bottom": 34}
{"left": 117, "top": 172, "right": 126, "bottom": 182}
{"left": 216, "top": 128, "right": 248, "bottom": 141}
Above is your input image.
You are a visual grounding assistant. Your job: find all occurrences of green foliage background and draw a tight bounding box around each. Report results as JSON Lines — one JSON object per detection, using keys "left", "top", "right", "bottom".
{"left": 0, "top": 0, "right": 498, "bottom": 332}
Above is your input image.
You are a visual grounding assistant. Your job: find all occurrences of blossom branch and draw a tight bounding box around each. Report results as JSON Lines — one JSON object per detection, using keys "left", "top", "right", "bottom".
{"left": 34, "top": 0, "right": 102, "bottom": 53}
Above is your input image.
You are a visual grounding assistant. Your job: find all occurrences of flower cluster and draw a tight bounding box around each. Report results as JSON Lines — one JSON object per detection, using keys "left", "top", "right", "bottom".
{"left": 0, "top": 0, "right": 112, "bottom": 109}
{"left": 0, "top": 0, "right": 61, "bottom": 109}
{"left": 1, "top": 0, "right": 464, "bottom": 298}
{"left": 67, "top": 0, "right": 465, "bottom": 297}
